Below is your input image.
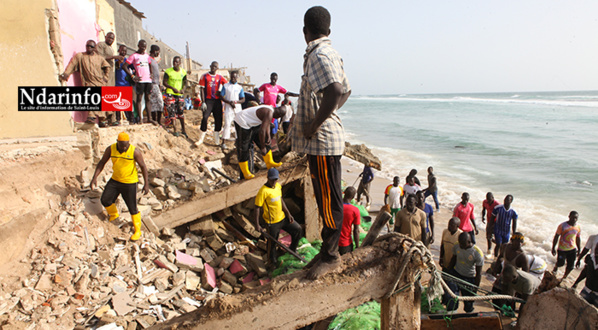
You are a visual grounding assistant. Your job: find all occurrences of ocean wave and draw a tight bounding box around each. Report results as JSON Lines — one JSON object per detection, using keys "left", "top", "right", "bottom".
{"left": 343, "top": 141, "right": 598, "bottom": 264}
{"left": 353, "top": 95, "right": 598, "bottom": 108}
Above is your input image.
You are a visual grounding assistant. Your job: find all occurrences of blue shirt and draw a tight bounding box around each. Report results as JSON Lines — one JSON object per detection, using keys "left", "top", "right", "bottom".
{"left": 423, "top": 203, "right": 434, "bottom": 233}
{"left": 361, "top": 166, "right": 374, "bottom": 183}
{"left": 115, "top": 56, "right": 132, "bottom": 87}
{"left": 492, "top": 205, "right": 518, "bottom": 235}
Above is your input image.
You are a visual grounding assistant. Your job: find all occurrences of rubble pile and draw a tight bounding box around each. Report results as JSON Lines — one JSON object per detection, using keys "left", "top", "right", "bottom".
{"left": 0, "top": 182, "right": 303, "bottom": 329}
{"left": 0, "top": 124, "right": 305, "bottom": 329}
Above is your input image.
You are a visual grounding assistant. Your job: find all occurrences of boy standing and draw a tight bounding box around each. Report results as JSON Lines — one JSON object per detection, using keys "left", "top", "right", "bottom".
{"left": 440, "top": 217, "right": 462, "bottom": 271}
{"left": 551, "top": 211, "right": 581, "bottom": 281}
{"left": 445, "top": 232, "right": 484, "bottom": 313}
{"left": 384, "top": 176, "right": 403, "bottom": 224}
{"left": 254, "top": 168, "right": 302, "bottom": 266}
{"left": 482, "top": 192, "right": 500, "bottom": 256}
{"left": 339, "top": 187, "right": 361, "bottom": 255}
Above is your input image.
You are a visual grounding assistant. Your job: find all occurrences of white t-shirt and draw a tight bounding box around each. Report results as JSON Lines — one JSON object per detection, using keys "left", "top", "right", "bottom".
{"left": 584, "top": 234, "right": 598, "bottom": 255}
{"left": 281, "top": 104, "right": 294, "bottom": 122}
{"left": 234, "top": 105, "right": 273, "bottom": 130}
{"left": 221, "top": 82, "right": 244, "bottom": 114}
{"left": 403, "top": 183, "right": 422, "bottom": 196}
{"left": 388, "top": 186, "right": 402, "bottom": 209}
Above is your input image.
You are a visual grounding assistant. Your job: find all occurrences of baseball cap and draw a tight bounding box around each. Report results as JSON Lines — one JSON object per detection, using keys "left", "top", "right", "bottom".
{"left": 267, "top": 168, "right": 279, "bottom": 180}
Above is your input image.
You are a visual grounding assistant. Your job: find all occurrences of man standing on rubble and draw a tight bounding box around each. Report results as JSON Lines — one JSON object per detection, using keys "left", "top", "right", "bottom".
{"left": 254, "top": 168, "right": 302, "bottom": 267}
{"left": 198, "top": 61, "right": 228, "bottom": 145}
{"left": 234, "top": 104, "right": 286, "bottom": 179}
{"left": 59, "top": 39, "right": 111, "bottom": 126}
{"left": 292, "top": 6, "right": 351, "bottom": 280}
{"left": 96, "top": 32, "right": 123, "bottom": 125}
{"left": 90, "top": 132, "right": 149, "bottom": 241}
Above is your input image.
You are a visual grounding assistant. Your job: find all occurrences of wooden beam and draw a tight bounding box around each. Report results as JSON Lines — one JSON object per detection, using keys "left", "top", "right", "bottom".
{"left": 152, "top": 163, "right": 309, "bottom": 230}
{"left": 303, "top": 171, "right": 321, "bottom": 241}
{"left": 151, "top": 234, "right": 425, "bottom": 330}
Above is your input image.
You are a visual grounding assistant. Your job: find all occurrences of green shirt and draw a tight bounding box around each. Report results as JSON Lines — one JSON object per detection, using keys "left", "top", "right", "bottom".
{"left": 164, "top": 67, "right": 187, "bottom": 96}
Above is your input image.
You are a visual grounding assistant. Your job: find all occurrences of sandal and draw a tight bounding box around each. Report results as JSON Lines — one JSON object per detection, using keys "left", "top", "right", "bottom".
{"left": 85, "top": 117, "right": 96, "bottom": 124}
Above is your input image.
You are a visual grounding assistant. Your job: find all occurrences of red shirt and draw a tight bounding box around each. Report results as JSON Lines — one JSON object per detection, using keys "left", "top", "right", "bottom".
{"left": 200, "top": 73, "right": 227, "bottom": 99}
{"left": 339, "top": 203, "right": 361, "bottom": 247}
{"left": 453, "top": 202, "right": 475, "bottom": 232}
{"left": 482, "top": 199, "right": 500, "bottom": 223}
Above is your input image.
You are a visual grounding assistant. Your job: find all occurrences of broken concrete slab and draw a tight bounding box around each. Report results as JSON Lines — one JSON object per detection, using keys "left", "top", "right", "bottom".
{"left": 201, "top": 264, "right": 217, "bottom": 290}
{"left": 246, "top": 252, "right": 268, "bottom": 277}
{"left": 154, "top": 255, "right": 178, "bottom": 273}
{"left": 230, "top": 259, "right": 248, "bottom": 277}
{"left": 112, "top": 291, "right": 135, "bottom": 316}
{"left": 174, "top": 250, "right": 204, "bottom": 272}
{"left": 185, "top": 271, "right": 200, "bottom": 291}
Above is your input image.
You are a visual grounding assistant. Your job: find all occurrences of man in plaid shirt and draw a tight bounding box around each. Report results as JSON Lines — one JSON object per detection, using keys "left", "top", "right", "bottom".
{"left": 291, "top": 6, "right": 351, "bottom": 280}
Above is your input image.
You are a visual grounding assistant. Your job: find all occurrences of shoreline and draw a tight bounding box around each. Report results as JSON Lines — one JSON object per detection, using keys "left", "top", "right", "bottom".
{"left": 340, "top": 155, "right": 583, "bottom": 313}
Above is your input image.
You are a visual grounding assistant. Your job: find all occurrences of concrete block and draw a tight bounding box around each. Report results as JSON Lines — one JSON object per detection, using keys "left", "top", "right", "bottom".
{"left": 175, "top": 250, "right": 204, "bottom": 272}
{"left": 221, "top": 271, "right": 238, "bottom": 286}
{"left": 201, "top": 264, "right": 217, "bottom": 290}
{"left": 246, "top": 252, "right": 268, "bottom": 277}
{"left": 154, "top": 255, "right": 178, "bottom": 273}
{"left": 229, "top": 259, "right": 248, "bottom": 277}
{"left": 185, "top": 271, "right": 200, "bottom": 291}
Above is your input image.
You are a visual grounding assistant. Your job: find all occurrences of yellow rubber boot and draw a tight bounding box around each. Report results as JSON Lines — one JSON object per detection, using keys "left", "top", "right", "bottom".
{"left": 262, "top": 150, "right": 282, "bottom": 169}
{"left": 239, "top": 161, "right": 254, "bottom": 180}
{"left": 130, "top": 213, "right": 142, "bottom": 241}
{"left": 105, "top": 204, "right": 120, "bottom": 221}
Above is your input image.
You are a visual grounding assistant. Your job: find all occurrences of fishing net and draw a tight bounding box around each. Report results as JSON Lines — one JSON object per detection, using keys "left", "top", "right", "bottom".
{"left": 421, "top": 287, "right": 446, "bottom": 314}
{"left": 271, "top": 238, "right": 322, "bottom": 278}
{"left": 328, "top": 301, "right": 381, "bottom": 330}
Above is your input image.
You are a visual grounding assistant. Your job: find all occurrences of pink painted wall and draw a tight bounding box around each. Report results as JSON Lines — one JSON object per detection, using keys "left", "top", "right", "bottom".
{"left": 56, "top": 0, "right": 99, "bottom": 122}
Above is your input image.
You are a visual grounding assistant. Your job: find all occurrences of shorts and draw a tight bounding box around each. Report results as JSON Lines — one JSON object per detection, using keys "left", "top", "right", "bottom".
{"left": 166, "top": 94, "right": 184, "bottom": 117}
{"left": 494, "top": 231, "right": 510, "bottom": 245}
{"left": 339, "top": 244, "right": 354, "bottom": 256}
{"left": 556, "top": 249, "right": 576, "bottom": 270}
{"left": 149, "top": 84, "right": 164, "bottom": 113}
{"left": 390, "top": 208, "right": 399, "bottom": 224}
{"left": 135, "top": 82, "right": 152, "bottom": 95}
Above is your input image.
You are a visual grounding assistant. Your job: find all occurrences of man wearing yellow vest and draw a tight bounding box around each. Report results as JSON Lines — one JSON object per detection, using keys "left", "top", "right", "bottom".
{"left": 90, "top": 132, "right": 150, "bottom": 241}
{"left": 163, "top": 56, "right": 188, "bottom": 138}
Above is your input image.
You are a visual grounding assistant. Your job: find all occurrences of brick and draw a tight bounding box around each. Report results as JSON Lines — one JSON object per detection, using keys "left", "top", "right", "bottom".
{"left": 185, "top": 271, "right": 200, "bottom": 291}
{"left": 175, "top": 250, "right": 204, "bottom": 272}
{"left": 229, "top": 259, "right": 248, "bottom": 277}
{"left": 201, "top": 264, "right": 217, "bottom": 290}
{"left": 221, "top": 271, "right": 238, "bottom": 286}
{"left": 154, "top": 255, "right": 178, "bottom": 273}
{"left": 246, "top": 252, "right": 268, "bottom": 277}
{"left": 219, "top": 281, "right": 233, "bottom": 294}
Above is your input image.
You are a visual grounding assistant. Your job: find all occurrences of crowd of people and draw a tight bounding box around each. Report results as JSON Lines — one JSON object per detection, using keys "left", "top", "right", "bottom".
{"left": 64, "top": 5, "right": 597, "bottom": 314}
{"left": 350, "top": 166, "right": 598, "bottom": 311}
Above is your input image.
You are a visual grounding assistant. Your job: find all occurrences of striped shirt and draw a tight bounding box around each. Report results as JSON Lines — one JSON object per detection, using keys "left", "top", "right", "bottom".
{"left": 492, "top": 205, "right": 518, "bottom": 236}
{"left": 291, "top": 37, "right": 351, "bottom": 156}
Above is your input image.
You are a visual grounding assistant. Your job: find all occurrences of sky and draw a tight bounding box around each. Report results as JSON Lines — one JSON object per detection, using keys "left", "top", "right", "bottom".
{"left": 130, "top": 0, "right": 598, "bottom": 95}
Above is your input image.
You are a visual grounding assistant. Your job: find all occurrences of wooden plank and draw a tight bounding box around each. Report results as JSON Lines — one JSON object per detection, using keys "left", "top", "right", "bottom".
{"left": 381, "top": 280, "right": 421, "bottom": 329}
{"left": 152, "top": 234, "right": 425, "bottom": 330}
{"left": 361, "top": 208, "right": 392, "bottom": 247}
{"left": 303, "top": 173, "right": 321, "bottom": 241}
{"left": 152, "top": 164, "right": 309, "bottom": 230}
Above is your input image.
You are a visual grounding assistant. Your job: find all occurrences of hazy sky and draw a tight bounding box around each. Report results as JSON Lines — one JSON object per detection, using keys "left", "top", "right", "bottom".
{"left": 131, "top": 0, "right": 598, "bottom": 95}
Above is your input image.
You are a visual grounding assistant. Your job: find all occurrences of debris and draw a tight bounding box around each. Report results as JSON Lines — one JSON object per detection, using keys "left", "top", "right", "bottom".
{"left": 111, "top": 292, "right": 135, "bottom": 316}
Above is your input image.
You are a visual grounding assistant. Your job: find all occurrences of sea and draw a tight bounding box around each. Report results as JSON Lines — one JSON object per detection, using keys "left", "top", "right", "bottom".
{"left": 340, "top": 91, "right": 598, "bottom": 261}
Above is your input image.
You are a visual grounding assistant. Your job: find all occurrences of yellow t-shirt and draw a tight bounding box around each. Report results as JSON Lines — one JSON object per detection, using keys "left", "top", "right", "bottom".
{"left": 110, "top": 143, "right": 138, "bottom": 184}
{"left": 441, "top": 228, "right": 462, "bottom": 266}
{"left": 255, "top": 182, "right": 284, "bottom": 224}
